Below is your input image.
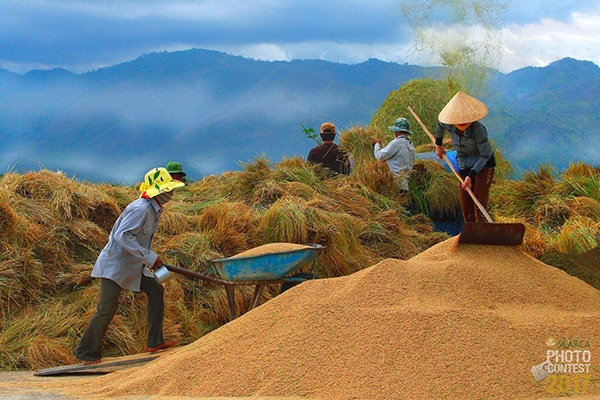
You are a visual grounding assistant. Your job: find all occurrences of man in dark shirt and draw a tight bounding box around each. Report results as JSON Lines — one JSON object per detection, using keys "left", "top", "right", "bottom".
{"left": 307, "top": 122, "right": 350, "bottom": 174}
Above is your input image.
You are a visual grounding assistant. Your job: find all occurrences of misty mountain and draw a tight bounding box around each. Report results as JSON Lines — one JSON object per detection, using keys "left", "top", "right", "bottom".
{"left": 485, "top": 57, "right": 600, "bottom": 173}
{"left": 0, "top": 49, "right": 598, "bottom": 183}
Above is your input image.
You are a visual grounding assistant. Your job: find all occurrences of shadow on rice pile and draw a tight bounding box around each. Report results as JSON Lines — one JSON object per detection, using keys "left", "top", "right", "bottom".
{"left": 52, "top": 237, "right": 600, "bottom": 400}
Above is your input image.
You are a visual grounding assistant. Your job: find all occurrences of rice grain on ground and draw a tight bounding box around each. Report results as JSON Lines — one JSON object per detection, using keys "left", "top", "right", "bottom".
{"left": 23, "top": 238, "right": 600, "bottom": 399}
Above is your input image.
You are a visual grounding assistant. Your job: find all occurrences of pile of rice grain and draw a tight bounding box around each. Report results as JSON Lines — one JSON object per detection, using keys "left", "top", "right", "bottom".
{"left": 228, "top": 243, "right": 312, "bottom": 258}
{"left": 58, "top": 237, "right": 600, "bottom": 399}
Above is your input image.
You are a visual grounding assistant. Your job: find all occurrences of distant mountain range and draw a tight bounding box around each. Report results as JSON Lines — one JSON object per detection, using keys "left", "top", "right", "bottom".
{"left": 486, "top": 57, "right": 600, "bottom": 174}
{"left": 0, "top": 49, "right": 598, "bottom": 183}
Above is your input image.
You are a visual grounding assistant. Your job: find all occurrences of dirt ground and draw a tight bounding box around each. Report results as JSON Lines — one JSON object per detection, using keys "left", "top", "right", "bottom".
{"left": 0, "top": 350, "right": 301, "bottom": 399}
{"left": 0, "top": 371, "right": 306, "bottom": 400}
{"left": 0, "top": 371, "right": 79, "bottom": 400}
{"left": 2, "top": 371, "right": 600, "bottom": 400}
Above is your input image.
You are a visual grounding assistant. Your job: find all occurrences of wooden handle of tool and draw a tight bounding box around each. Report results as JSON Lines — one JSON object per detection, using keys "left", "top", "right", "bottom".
{"left": 407, "top": 106, "right": 494, "bottom": 223}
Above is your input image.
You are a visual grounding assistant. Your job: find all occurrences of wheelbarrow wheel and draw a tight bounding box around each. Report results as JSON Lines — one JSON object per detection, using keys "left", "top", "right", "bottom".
{"left": 280, "top": 272, "right": 317, "bottom": 294}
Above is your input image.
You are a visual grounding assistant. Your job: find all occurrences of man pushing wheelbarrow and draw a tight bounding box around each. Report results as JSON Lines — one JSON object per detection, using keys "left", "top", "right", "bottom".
{"left": 73, "top": 167, "right": 185, "bottom": 365}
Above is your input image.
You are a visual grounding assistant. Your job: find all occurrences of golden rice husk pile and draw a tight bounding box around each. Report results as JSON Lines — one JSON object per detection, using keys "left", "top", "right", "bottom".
{"left": 49, "top": 237, "right": 600, "bottom": 399}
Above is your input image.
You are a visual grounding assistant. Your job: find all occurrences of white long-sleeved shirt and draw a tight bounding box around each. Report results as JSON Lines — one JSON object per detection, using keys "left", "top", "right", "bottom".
{"left": 374, "top": 134, "right": 415, "bottom": 190}
{"left": 91, "top": 198, "right": 161, "bottom": 291}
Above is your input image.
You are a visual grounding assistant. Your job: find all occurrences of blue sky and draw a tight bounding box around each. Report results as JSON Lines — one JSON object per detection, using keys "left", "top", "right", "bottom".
{"left": 1, "top": 0, "right": 599, "bottom": 74}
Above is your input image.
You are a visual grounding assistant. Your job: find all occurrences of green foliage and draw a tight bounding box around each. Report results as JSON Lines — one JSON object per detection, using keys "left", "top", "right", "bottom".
{"left": 301, "top": 122, "right": 321, "bottom": 145}
{"left": 491, "top": 164, "right": 557, "bottom": 224}
{"left": 553, "top": 162, "right": 600, "bottom": 202}
{"left": 370, "top": 78, "right": 454, "bottom": 147}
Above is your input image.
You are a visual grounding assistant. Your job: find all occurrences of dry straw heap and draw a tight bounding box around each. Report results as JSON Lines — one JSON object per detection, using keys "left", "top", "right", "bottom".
{"left": 0, "top": 156, "right": 450, "bottom": 370}
{"left": 53, "top": 238, "right": 600, "bottom": 399}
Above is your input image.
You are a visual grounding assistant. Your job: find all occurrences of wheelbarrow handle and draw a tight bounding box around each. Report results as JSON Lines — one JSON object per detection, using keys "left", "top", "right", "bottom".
{"left": 162, "top": 263, "right": 306, "bottom": 286}
{"left": 407, "top": 105, "right": 494, "bottom": 223}
{"left": 162, "top": 264, "right": 229, "bottom": 285}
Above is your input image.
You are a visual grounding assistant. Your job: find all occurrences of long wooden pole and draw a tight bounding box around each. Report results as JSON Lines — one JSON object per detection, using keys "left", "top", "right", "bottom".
{"left": 407, "top": 106, "right": 494, "bottom": 223}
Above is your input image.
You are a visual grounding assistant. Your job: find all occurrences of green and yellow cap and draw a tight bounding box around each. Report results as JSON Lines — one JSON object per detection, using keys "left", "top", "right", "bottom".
{"left": 139, "top": 167, "right": 185, "bottom": 198}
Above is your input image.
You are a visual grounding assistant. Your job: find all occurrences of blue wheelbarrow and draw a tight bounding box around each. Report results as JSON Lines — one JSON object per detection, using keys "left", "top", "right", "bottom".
{"left": 164, "top": 243, "right": 325, "bottom": 320}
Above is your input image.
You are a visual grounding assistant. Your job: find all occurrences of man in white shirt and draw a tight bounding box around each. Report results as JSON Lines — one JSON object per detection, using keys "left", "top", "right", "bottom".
{"left": 373, "top": 117, "right": 416, "bottom": 191}
{"left": 73, "top": 167, "right": 185, "bottom": 365}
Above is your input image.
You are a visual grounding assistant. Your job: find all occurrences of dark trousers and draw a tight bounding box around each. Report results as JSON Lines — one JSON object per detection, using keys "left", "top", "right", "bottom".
{"left": 73, "top": 275, "right": 165, "bottom": 361}
{"left": 459, "top": 167, "right": 494, "bottom": 223}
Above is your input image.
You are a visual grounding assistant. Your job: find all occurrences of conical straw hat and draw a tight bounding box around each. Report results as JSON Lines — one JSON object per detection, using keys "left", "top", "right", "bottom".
{"left": 438, "top": 91, "right": 488, "bottom": 124}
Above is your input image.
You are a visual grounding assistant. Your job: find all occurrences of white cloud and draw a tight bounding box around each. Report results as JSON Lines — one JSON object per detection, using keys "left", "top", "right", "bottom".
{"left": 222, "top": 43, "right": 291, "bottom": 62}
{"left": 215, "top": 41, "right": 414, "bottom": 66}
{"left": 3, "top": 1, "right": 600, "bottom": 74}
{"left": 500, "top": 11, "right": 600, "bottom": 71}
{"left": 374, "top": 9, "right": 600, "bottom": 73}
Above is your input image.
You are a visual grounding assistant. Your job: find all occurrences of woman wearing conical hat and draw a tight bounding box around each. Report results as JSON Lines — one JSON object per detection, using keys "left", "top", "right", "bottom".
{"left": 435, "top": 92, "right": 496, "bottom": 223}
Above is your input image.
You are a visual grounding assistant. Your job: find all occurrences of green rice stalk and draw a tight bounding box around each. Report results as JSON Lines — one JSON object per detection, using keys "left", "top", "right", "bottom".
{"left": 188, "top": 171, "right": 258, "bottom": 207}
{"left": 353, "top": 159, "right": 398, "bottom": 197}
{"left": 533, "top": 194, "right": 572, "bottom": 230}
{"left": 252, "top": 180, "right": 317, "bottom": 210}
{"left": 423, "top": 169, "right": 461, "bottom": 219}
{"left": 350, "top": 179, "right": 406, "bottom": 212}
{"left": 325, "top": 180, "right": 374, "bottom": 219}
{"left": 339, "top": 125, "right": 383, "bottom": 166}
{"left": 95, "top": 183, "right": 138, "bottom": 210}
{"left": 491, "top": 164, "right": 557, "bottom": 222}
{"left": 237, "top": 154, "right": 273, "bottom": 196}
{"left": 370, "top": 78, "right": 453, "bottom": 148}
{"left": 553, "top": 162, "right": 600, "bottom": 202}
{"left": 489, "top": 179, "right": 531, "bottom": 221}
{"left": 557, "top": 216, "right": 600, "bottom": 254}
{"left": 566, "top": 196, "right": 600, "bottom": 220}
{"left": 522, "top": 164, "right": 556, "bottom": 192}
